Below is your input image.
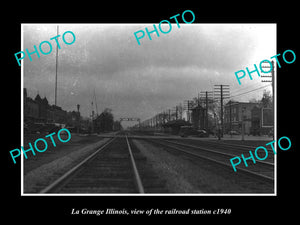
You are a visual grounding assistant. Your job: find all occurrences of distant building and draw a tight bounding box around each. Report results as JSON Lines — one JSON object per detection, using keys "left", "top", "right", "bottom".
{"left": 34, "top": 94, "right": 48, "bottom": 122}
{"left": 24, "top": 89, "right": 39, "bottom": 121}
{"left": 224, "top": 100, "right": 273, "bottom": 135}
{"left": 251, "top": 106, "right": 274, "bottom": 135}
{"left": 48, "top": 105, "right": 67, "bottom": 123}
{"left": 162, "top": 119, "right": 191, "bottom": 135}
{"left": 66, "top": 110, "right": 80, "bottom": 127}
{"left": 191, "top": 105, "right": 205, "bottom": 130}
{"left": 24, "top": 88, "right": 39, "bottom": 122}
{"left": 224, "top": 101, "right": 258, "bottom": 134}
{"left": 24, "top": 88, "right": 69, "bottom": 125}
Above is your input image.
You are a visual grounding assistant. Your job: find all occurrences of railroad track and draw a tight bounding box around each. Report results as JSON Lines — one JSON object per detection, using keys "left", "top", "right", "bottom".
{"left": 40, "top": 136, "right": 167, "bottom": 194}
{"left": 145, "top": 139, "right": 274, "bottom": 184}
{"left": 168, "top": 139, "right": 275, "bottom": 162}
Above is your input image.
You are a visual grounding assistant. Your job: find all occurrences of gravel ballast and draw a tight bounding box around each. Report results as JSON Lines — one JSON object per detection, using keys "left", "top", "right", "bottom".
{"left": 23, "top": 137, "right": 110, "bottom": 193}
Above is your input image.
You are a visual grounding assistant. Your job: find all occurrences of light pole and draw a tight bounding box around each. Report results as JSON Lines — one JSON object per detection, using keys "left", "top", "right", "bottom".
{"left": 242, "top": 107, "right": 245, "bottom": 141}
{"left": 54, "top": 25, "right": 59, "bottom": 106}
{"left": 77, "top": 104, "right": 80, "bottom": 134}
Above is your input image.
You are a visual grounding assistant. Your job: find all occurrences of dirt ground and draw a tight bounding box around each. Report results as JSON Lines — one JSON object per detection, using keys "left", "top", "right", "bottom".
{"left": 23, "top": 134, "right": 110, "bottom": 193}
{"left": 132, "top": 139, "right": 274, "bottom": 194}
{"left": 24, "top": 134, "right": 103, "bottom": 174}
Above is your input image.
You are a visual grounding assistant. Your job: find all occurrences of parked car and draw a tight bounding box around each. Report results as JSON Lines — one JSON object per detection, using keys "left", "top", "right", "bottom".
{"left": 197, "top": 129, "right": 209, "bottom": 137}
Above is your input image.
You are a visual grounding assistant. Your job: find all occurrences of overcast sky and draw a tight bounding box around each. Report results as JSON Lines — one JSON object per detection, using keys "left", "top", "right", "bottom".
{"left": 23, "top": 23, "right": 276, "bottom": 126}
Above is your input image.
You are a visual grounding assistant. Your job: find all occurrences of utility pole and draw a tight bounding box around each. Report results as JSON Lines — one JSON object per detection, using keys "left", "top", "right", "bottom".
{"left": 205, "top": 91, "right": 208, "bottom": 129}
{"left": 221, "top": 85, "right": 223, "bottom": 136}
{"left": 261, "top": 60, "right": 275, "bottom": 137}
{"left": 77, "top": 104, "right": 80, "bottom": 134}
{"left": 261, "top": 60, "right": 274, "bottom": 98}
{"left": 54, "top": 25, "right": 59, "bottom": 106}
{"left": 138, "top": 118, "right": 141, "bottom": 131}
{"left": 183, "top": 100, "right": 190, "bottom": 123}
{"left": 197, "top": 92, "right": 201, "bottom": 129}
{"left": 90, "top": 100, "right": 95, "bottom": 134}
{"left": 93, "top": 89, "right": 99, "bottom": 116}
{"left": 187, "top": 100, "right": 195, "bottom": 123}
{"left": 241, "top": 107, "right": 246, "bottom": 141}
{"left": 229, "top": 100, "right": 232, "bottom": 137}
{"left": 214, "top": 85, "right": 230, "bottom": 138}
{"left": 187, "top": 101, "right": 190, "bottom": 123}
{"left": 200, "top": 91, "right": 213, "bottom": 131}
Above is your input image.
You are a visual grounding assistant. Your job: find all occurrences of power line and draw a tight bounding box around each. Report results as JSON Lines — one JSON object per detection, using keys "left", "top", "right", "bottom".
{"left": 230, "top": 82, "right": 266, "bottom": 95}
{"left": 229, "top": 84, "right": 271, "bottom": 99}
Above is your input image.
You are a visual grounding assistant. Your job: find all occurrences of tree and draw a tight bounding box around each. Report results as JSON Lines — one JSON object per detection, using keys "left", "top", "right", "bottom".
{"left": 249, "top": 98, "right": 259, "bottom": 103}
{"left": 94, "top": 108, "right": 114, "bottom": 133}
{"left": 261, "top": 90, "right": 272, "bottom": 108}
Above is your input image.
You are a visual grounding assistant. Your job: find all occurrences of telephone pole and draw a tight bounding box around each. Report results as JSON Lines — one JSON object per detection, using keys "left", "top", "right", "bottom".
{"left": 54, "top": 25, "right": 59, "bottom": 106}
{"left": 184, "top": 100, "right": 193, "bottom": 123}
{"left": 199, "top": 91, "right": 213, "bottom": 131}
{"left": 93, "top": 89, "right": 99, "bottom": 116}
{"left": 77, "top": 104, "right": 80, "bottom": 134}
{"left": 261, "top": 60, "right": 274, "bottom": 111}
{"left": 261, "top": 60, "right": 275, "bottom": 139}
{"left": 214, "top": 85, "right": 230, "bottom": 138}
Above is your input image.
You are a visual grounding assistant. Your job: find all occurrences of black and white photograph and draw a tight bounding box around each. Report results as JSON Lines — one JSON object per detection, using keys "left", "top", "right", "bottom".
{"left": 4, "top": 5, "right": 298, "bottom": 220}
{"left": 22, "top": 23, "right": 276, "bottom": 195}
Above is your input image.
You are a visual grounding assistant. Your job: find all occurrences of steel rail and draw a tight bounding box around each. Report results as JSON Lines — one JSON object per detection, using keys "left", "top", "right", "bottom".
{"left": 150, "top": 139, "right": 274, "bottom": 183}
{"left": 163, "top": 140, "right": 274, "bottom": 167}
{"left": 200, "top": 139, "right": 276, "bottom": 154}
{"left": 125, "top": 135, "right": 145, "bottom": 193}
{"left": 39, "top": 137, "right": 116, "bottom": 193}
